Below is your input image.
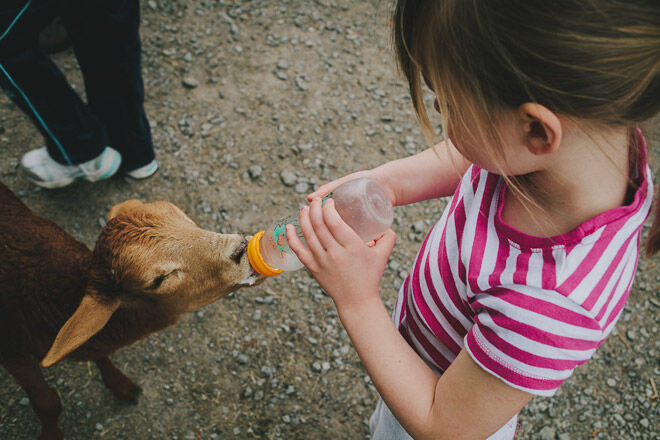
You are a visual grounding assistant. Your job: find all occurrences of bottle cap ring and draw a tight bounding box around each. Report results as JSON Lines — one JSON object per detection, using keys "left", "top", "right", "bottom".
{"left": 247, "top": 231, "right": 284, "bottom": 277}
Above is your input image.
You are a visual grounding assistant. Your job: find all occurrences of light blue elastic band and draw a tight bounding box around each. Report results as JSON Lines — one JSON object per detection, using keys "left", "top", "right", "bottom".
{"left": 0, "top": 63, "right": 72, "bottom": 164}
{"left": 0, "top": 0, "right": 32, "bottom": 41}
{"left": 0, "top": 0, "right": 72, "bottom": 165}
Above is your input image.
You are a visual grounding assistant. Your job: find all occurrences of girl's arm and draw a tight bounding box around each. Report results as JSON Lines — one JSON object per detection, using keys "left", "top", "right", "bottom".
{"left": 287, "top": 198, "right": 531, "bottom": 440}
{"left": 339, "top": 296, "right": 532, "bottom": 440}
{"left": 308, "top": 140, "right": 470, "bottom": 206}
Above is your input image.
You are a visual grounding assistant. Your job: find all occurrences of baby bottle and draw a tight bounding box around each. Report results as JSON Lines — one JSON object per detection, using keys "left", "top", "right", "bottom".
{"left": 247, "top": 177, "right": 394, "bottom": 276}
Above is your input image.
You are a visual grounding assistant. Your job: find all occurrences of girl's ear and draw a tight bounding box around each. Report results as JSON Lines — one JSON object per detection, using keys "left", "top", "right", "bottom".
{"left": 518, "top": 103, "right": 562, "bottom": 156}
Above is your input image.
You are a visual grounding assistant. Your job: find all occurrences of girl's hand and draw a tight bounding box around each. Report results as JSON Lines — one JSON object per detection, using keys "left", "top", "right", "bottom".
{"left": 286, "top": 197, "right": 396, "bottom": 310}
{"left": 307, "top": 170, "right": 397, "bottom": 206}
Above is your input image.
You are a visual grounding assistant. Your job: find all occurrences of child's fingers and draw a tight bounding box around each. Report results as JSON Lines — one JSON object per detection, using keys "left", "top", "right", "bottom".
{"left": 285, "top": 224, "right": 318, "bottom": 271}
{"left": 373, "top": 229, "right": 397, "bottom": 259}
{"left": 307, "top": 184, "right": 331, "bottom": 201}
{"left": 298, "top": 206, "right": 326, "bottom": 260}
{"left": 307, "top": 172, "right": 367, "bottom": 201}
{"left": 322, "top": 199, "right": 360, "bottom": 247}
{"left": 307, "top": 180, "right": 344, "bottom": 201}
{"left": 308, "top": 198, "right": 338, "bottom": 251}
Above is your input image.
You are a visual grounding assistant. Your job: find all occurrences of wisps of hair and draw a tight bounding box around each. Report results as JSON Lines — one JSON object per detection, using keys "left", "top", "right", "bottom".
{"left": 393, "top": 0, "right": 660, "bottom": 253}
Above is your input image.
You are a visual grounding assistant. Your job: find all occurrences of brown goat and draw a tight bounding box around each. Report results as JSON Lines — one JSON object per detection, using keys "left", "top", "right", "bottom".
{"left": 0, "top": 182, "right": 263, "bottom": 440}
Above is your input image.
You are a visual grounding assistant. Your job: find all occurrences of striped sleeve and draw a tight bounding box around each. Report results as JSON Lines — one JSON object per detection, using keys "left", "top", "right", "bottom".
{"left": 464, "top": 286, "right": 603, "bottom": 396}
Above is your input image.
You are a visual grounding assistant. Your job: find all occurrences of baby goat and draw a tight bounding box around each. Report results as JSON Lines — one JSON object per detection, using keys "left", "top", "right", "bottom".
{"left": 0, "top": 182, "right": 262, "bottom": 440}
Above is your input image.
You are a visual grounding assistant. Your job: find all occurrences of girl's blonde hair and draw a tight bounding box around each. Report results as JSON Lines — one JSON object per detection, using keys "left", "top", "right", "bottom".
{"left": 393, "top": 0, "right": 660, "bottom": 255}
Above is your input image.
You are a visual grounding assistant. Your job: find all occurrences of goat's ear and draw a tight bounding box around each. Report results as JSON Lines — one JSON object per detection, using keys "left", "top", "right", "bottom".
{"left": 41, "top": 295, "right": 120, "bottom": 368}
{"left": 108, "top": 199, "right": 143, "bottom": 221}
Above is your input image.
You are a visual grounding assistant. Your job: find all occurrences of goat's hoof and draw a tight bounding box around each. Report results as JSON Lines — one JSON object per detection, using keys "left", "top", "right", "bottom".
{"left": 114, "top": 380, "right": 142, "bottom": 403}
{"left": 38, "top": 428, "right": 63, "bottom": 440}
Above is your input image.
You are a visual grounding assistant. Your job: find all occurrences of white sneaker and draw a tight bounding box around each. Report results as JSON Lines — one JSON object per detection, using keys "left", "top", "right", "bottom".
{"left": 125, "top": 159, "right": 158, "bottom": 179}
{"left": 21, "top": 146, "right": 122, "bottom": 189}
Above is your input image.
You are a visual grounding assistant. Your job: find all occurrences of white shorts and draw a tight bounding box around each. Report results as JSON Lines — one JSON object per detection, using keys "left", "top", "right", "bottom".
{"left": 369, "top": 398, "right": 519, "bottom": 440}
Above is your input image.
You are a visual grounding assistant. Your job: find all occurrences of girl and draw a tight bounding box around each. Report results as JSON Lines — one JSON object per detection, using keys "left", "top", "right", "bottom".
{"left": 286, "top": 1, "right": 659, "bottom": 439}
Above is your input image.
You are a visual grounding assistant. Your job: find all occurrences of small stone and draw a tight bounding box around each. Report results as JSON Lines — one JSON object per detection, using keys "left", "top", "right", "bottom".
{"left": 19, "top": 397, "right": 30, "bottom": 406}
{"left": 99, "top": 217, "right": 107, "bottom": 228}
{"left": 539, "top": 426, "right": 555, "bottom": 440}
{"left": 412, "top": 220, "right": 425, "bottom": 234}
{"left": 294, "top": 76, "right": 307, "bottom": 91}
{"left": 274, "top": 70, "right": 288, "bottom": 81}
{"left": 248, "top": 165, "right": 262, "bottom": 179}
{"left": 242, "top": 387, "right": 253, "bottom": 398}
{"left": 236, "top": 353, "right": 249, "bottom": 364}
{"left": 280, "top": 170, "right": 297, "bottom": 187}
{"left": 147, "top": 0, "right": 157, "bottom": 10}
{"left": 95, "top": 423, "right": 104, "bottom": 431}
{"left": 182, "top": 77, "right": 199, "bottom": 88}
{"left": 613, "top": 413, "right": 625, "bottom": 426}
{"left": 209, "top": 115, "right": 225, "bottom": 125}
{"left": 380, "top": 115, "right": 394, "bottom": 122}
{"left": 277, "top": 59, "right": 290, "bottom": 70}
{"left": 252, "top": 309, "right": 262, "bottom": 321}
{"left": 640, "top": 418, "right": 649, "bottom": 428}
{"left": 606, "top": 378, "right": 617, "bottom": 387}
{"left": 294, "top": 182, "right": 309, "bottom": 194}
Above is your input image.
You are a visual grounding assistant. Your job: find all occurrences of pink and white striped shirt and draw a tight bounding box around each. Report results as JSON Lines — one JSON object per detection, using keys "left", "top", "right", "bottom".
{"left": 394, "top": 131, "right": 653, "bottom": 396}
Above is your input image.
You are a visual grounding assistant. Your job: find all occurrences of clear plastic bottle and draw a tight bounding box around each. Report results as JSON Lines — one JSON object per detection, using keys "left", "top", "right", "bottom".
{"left": 247, "top": 177, "right": 394, "bottom": 276}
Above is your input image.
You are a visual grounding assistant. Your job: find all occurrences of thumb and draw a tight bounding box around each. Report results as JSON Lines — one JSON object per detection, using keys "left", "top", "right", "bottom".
{"left": 373, "top": 229, "right": 396, "bottom": 259}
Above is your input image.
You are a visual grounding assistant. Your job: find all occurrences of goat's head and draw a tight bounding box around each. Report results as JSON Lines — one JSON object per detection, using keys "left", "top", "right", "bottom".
{"left": 41, "top": 199, "right": 265, "bottom": 367}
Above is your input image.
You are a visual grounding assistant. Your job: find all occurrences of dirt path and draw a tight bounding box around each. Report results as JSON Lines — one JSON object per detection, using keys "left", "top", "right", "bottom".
{"left": 1, "top": 1, "right": 658, "bottom": 439}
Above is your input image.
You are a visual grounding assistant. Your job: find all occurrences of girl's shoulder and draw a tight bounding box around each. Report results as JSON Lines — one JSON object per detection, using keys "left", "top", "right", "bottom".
{"left": 466, "top": 131, "right": 654, "bottom": 252}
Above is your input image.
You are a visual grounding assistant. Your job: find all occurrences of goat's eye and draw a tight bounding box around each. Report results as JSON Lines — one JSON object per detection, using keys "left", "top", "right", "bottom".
{"left": 149, "top": 273, "right": 168, "bottom": 289}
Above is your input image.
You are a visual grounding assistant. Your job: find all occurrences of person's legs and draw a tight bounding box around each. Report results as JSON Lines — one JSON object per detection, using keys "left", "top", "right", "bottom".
{"left": 59, "top": 0, "right": 156, "bottom": 173}
{"left": 0, "top": 0, "right": 121, "bottom": 187}
{"left": 0, "top": 46, "right": 107, "bottom": 165}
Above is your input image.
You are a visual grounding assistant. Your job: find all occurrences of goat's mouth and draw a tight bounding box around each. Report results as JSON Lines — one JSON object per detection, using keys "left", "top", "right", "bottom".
{"left": 238, "top": 271, "right": 262, "bottom": 286}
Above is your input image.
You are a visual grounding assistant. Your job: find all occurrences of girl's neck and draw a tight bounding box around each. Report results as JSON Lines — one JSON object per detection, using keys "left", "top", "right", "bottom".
{"left": 503, "top": 125, "right": 632, "bottom": 237}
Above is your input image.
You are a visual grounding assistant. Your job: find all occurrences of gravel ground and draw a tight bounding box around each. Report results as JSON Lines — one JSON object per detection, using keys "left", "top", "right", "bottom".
{"left": 0, "top": 1, "right": 658, "bottom": 439}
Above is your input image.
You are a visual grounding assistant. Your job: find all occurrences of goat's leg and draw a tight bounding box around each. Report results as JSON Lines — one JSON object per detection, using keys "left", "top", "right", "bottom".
{"left": 95, "top": 356, "right": 141, "bottom": 402}
{"left": 4, "top": 358, "right": 63, "bottom": 440}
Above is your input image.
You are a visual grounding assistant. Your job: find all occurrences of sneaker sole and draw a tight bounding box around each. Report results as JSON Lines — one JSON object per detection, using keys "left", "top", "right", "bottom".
{"left": 23, "top": 150, "right": 121, "bottom": 188}
{"left": 28, "top": 174, "right": 77, "bottom": 189}
{"left": 126, "top": 161, "right": 159, "bottom": 179}
{"left": 85, "top": 150, "right": 122, "bottom": 182}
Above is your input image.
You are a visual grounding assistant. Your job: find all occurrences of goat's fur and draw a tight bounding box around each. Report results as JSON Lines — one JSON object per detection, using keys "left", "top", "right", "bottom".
{"left": 0, "top": 182, "right": 262, "bottom": 439}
